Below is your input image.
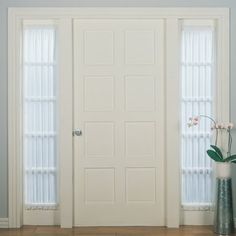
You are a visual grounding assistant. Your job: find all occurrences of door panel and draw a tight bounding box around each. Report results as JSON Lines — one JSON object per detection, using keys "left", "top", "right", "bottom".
{"left": 73, "top": 19, "right": 165, "bottom": 226}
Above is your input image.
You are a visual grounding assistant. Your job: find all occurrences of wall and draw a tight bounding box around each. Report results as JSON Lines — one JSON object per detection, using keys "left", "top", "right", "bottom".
{"left": 0, "top": 0, "right": 236, "bottom": 219}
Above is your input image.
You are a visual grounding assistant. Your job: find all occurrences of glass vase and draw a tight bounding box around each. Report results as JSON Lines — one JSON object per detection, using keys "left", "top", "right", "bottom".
{"left": 214, "top": 162, "right": 234, "bottom": 235}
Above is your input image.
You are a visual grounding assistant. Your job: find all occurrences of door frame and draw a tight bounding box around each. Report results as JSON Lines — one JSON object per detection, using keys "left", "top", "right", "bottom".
{"left": 8, "top": 7, "right": 229, "bottom": 228}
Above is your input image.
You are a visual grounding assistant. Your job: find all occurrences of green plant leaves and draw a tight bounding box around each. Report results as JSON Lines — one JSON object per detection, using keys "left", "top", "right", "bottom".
{"left": 206, "top": 150, "right": 224, "bottom": 162}
{"left": 207, "top": 146, "right": 236, "bottom": 163}
{"left": 224, "top": 155, "right": 236, "bottom": 162}
{"left": 210, "top": 145, "right": 223, "bottom": 159}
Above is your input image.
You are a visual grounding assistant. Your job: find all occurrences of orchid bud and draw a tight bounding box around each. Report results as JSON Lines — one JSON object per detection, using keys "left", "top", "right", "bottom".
{"left": 187, "top": 122, "right": 192, "bottom": 127}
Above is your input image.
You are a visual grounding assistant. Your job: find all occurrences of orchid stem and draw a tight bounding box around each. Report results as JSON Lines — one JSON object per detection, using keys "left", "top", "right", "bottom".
{"left": 198, "top": 115, "right": 218, "bottom": 146}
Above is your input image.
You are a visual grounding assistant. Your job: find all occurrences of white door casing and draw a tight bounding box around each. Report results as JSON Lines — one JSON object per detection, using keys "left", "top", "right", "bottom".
{"left": 73, "top": 19, "right": 165, "bottom": 226}
{"left": 8, "top": 8, "right": 229, "bottom": 228}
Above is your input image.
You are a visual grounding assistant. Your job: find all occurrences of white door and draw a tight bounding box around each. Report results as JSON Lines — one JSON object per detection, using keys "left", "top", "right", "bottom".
{"left": 73, "top": 19, "right": 165, "bottom": 226}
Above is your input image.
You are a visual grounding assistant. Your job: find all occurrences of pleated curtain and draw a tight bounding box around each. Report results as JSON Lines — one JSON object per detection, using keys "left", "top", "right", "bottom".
{"left": 23, "top": 26, "right": 58, "bottom": 209}
{"left": 181, "top": 26, "right": 214, "bottom": 208}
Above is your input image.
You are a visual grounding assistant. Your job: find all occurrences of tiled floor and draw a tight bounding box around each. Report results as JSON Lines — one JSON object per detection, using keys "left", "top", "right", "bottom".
{"left": 0, "top": 226, "right": 231, "bottom": 236}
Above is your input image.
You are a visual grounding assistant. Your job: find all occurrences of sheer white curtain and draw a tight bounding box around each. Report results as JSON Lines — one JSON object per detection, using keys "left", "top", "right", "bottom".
{"left": 23, "top": 25, "right": 58, "bottom": 209}
{"left": 181, "top": 24, "right": 215, "bottom": 208}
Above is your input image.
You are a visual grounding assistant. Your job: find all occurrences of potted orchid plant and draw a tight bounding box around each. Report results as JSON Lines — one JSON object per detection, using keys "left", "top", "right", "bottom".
{"left": 188, "top": 115, "right": 235, "bottom": 165}
{"left": 188, "top": 115, "right": 235, "bottom": 235}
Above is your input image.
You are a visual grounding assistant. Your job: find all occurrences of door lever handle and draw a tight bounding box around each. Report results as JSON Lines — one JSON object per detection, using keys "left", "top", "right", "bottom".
{"left": 73, "top": 128, "right": 82, "bottom": 136}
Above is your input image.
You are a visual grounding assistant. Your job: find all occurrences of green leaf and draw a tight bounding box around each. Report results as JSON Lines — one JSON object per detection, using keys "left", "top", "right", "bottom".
{"left": 224, "top": 155, "right": 236, "bottom": 162}
{"left": 206, "top": 150, "right": 224, "bottom": 162}
{"left": 210, "top": 145, "right": 223, "bottom": 160}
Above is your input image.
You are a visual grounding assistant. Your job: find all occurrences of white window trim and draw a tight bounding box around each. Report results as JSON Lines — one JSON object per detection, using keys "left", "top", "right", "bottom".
{"left": 8, "top": 7, "right": 229, "bottom": 228}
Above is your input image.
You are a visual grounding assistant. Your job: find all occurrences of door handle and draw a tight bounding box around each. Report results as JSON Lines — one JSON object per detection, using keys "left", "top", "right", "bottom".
{"left": 73, "top": 128, "right": 82, "bottom": 136}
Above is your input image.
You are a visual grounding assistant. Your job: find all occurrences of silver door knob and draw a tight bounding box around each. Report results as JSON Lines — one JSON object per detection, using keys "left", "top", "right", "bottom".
{"left": 73, "top": 128, "right": 82, "bottom": 136}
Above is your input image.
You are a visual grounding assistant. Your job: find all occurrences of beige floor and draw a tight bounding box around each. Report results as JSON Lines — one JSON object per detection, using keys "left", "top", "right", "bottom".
{"left": 0, "top": 226, "right": 233, "bottom": 236}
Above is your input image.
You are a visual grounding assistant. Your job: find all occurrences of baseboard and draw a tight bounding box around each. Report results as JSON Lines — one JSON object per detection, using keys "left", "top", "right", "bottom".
{"left": 0, "top": 216, "right": 235, "bottom": 228}
{"left": 180, "top": 210, "right": 213, "bottom": 225}
{"left": 0, "top": 218, "right": 9, "bottom": 228}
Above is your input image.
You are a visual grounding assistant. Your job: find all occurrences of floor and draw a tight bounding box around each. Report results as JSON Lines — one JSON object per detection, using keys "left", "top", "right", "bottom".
{"left": 0, "top": 226, "right": 232, "bottom": 236}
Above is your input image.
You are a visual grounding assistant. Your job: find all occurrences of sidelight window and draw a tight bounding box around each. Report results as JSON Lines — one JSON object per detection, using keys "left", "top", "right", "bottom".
{"left": 23, "top": 23, "right": 58, "bottom": 209}
{"left": 181, "top": 21, "right": 215, "bottom": 208}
